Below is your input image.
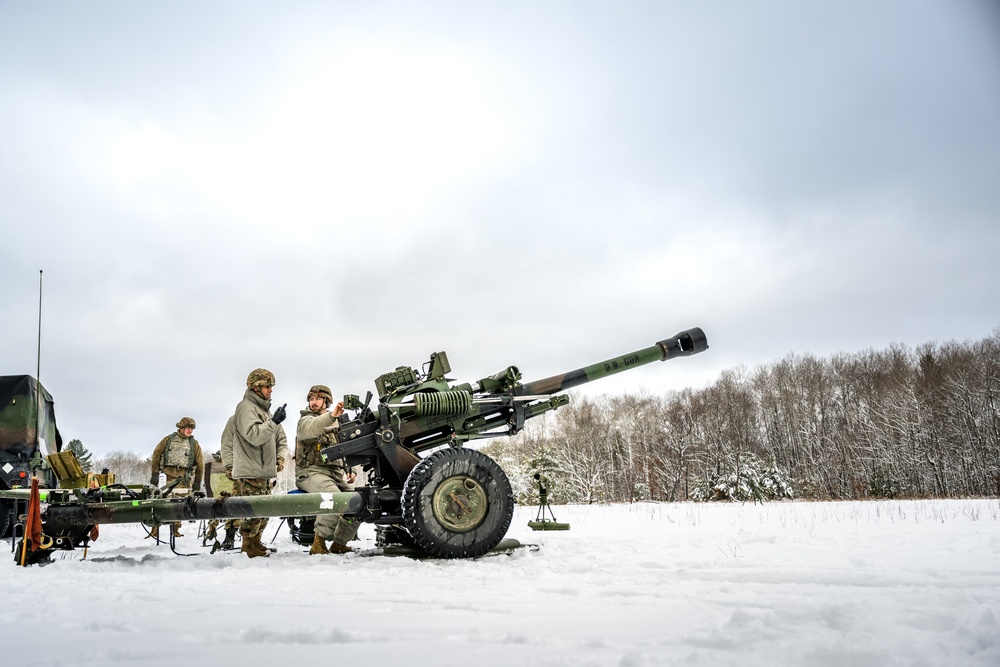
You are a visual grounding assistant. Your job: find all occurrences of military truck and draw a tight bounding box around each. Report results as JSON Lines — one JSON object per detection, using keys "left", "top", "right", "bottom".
{"left": 0, "top": 375, "right": 62, "bottom": 536}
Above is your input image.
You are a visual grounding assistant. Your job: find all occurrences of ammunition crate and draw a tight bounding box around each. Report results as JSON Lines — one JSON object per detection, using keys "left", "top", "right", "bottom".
{"left": 61, "top": 472, "right": 116, "bottom": 489}
{"left": 46, "top": 451, "right": 115, "bottom": 488}
{"left": 205, "top": 460, "right": 235, "bottom": 497}
{"left": 375, "top": 366, "right": 418, "bottom": 399}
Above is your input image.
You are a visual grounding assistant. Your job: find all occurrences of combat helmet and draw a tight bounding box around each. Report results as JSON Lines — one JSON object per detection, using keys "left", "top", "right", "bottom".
{"left": 307, "top": 384, "right": 333, "bottom": 406}
{"left": 176, "top": 416, "right": 197, "bottom": 429}
{"left": 247, "top": 368, "right": 276, "bottom": 390}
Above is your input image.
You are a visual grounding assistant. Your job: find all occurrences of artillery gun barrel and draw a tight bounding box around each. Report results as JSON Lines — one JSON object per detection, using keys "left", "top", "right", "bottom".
{"left": 516, "top": 327, "right": 708, "bottom": 396}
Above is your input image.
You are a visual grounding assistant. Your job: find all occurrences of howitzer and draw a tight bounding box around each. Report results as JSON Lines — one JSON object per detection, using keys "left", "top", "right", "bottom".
{"left": 4, "top": 327, "right": 707, "bottom": 563}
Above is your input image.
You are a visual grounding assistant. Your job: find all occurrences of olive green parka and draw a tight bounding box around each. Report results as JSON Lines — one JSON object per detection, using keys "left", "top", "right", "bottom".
{"left": 231, "top": 388, "right": 288, "bottom": 480}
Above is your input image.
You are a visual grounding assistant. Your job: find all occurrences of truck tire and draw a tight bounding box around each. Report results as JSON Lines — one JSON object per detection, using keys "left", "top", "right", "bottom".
{"left": 401, "top": 448, "right": 513, "bottom": 558}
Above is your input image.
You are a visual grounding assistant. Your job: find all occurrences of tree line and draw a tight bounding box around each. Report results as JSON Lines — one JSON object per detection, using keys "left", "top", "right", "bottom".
{"left": 90, "top": 449, "right": 298, "bottom": 493}
{"left": 73, "top": 329, "right": 999, "bottom": 504}
{"left": 483, "top": 329, "right": 1000, "bottom": 503}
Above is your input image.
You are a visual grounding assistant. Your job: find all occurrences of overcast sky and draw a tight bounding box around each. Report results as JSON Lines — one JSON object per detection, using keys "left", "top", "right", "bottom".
{"left": 3, "top": 1, "right": 999, "bottom": 457}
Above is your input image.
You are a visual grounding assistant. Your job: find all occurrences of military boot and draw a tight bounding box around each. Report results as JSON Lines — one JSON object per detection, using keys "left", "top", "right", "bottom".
{"left": 145, "top": 525, "right": 160, "bottom": 540}
{"left": 328, "top": 541, "right": 353, "bottom": 554}
{"left": 310, "top": 535, "right": 330, "bottom": 555}
{"left": 254, "top": 534, "right": 277, "bottom": 554}
{"left": 241, "top": 537, "right": 270, "bottom": 558}
{"left": 172, "top": 523, "right": 184, "bottom": 538}
{"left": 205, "top": 522, "right": 218, "bottom": 542}
{"left": 221, "top": 525, "right": 239, "bottom": 551}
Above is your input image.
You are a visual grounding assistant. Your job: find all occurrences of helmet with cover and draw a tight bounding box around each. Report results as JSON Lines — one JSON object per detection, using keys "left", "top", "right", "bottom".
{"left": 176, "top": 416, "right": 197, "bottom": 429}
{"left": 307, "top": 384, "right": 333, "bottom": 406}
{"left": 246, "top": 368, "right": 276, "bottom": 389}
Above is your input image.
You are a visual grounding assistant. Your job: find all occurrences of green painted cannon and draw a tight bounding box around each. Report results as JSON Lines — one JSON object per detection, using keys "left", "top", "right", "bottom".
{"left": 318, "top": 327, "right": 708, "bottom": 557}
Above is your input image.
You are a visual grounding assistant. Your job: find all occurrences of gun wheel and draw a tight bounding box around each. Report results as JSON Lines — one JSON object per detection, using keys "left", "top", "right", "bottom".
{"left": 401, "top": 448, "right": 513, "bottom": 558}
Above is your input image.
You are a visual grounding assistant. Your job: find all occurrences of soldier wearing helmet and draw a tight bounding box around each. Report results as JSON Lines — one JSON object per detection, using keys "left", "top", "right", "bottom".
{"left": 295, "top": 384, "right": 359, "bottom": 555}
{"left": 230, "top": 368, "right": 289, "bottom": 558}
{"left": 148, "top": 416, "right": 204, "bottom": 539}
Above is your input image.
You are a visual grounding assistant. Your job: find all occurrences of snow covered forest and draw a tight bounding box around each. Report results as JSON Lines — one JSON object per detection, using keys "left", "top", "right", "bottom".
{"left": 90, "top": 331, "right": 1000, "bottom": 504}
{"left": 484, "top": 330, "right": 1000, "bottom": 504}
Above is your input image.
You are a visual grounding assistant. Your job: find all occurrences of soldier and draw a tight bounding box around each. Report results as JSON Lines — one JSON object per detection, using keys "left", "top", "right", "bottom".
{"left": 204, "top": 419, "right": 243, "bottom": 551}
{"left": 149, "top": 417, "right": 204, "bottom": 539}
{"left": 295, "top": 384, "right": 358, "bottom": 555}
{"left": 216, "top": 416, "right": 243, "bottom": 550}
{"left": 231, "top": 368, "right": 288, "bottom": 558}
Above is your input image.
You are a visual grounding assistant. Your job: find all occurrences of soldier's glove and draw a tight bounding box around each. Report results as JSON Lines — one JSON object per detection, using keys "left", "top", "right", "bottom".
{"left": 149, "top": 475, "right": 159, "bottom": 486}
{"left": 272, "top": 403, "right": 288, "bottom": 425}
{"left": 276, "top": 457, "right": 285, "bottom": 472}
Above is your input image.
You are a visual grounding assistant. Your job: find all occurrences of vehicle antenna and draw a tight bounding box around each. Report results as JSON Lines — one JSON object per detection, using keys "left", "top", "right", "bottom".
{"left": 35, "top": 270, "right": 42, "bottom": 456}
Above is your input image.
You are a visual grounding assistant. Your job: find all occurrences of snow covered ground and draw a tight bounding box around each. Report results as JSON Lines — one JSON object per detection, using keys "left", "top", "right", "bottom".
{"left": 2, "top": 498, "right": 998, "bottom": 667}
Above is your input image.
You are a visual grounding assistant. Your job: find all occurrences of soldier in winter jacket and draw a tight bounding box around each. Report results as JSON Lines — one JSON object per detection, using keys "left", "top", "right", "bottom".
{"left": 230, "top": 368, "right": 288, "bottom": 558}
{"left": 295, "top": 384, "right": 358, "bottom": 555}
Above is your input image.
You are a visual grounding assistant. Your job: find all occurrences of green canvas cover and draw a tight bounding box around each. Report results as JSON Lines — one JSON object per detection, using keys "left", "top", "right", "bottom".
{"left": 0, "top": 375, "right": 63, "bottom": 460}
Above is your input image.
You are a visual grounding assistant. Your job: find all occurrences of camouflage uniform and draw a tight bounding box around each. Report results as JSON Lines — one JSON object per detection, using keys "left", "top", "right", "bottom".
{"left": 150, "top": 419, "right": 204, "bottom": 490}
{"left": 150, "top": 417, "right": 204, "bottom": 538}
{"left": 205, "top": 423, "right": 242, "bottom": 549}
{"left": 295, "top": 385, "right": 358, "bottom": 553}
{"left": 231, "top": 369, "right": 288, "bottom": 557}
{"left": 221, "top": 415, "right": 236, "bottom": 475}
{"left": 218, "top": 416, "right": 242, "bottom": 543}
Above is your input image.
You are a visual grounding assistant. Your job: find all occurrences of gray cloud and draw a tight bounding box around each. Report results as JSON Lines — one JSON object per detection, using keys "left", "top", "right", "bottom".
{"left": 2, "top": 1, "right": 997, "bottom": 456}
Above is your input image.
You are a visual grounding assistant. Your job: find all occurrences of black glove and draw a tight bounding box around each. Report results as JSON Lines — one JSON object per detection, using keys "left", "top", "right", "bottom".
{"left": 149, "top": 474, "right": 159, "bottom": 486}
{"left": 272, "top": 403, "right": 287, "bottom": 424}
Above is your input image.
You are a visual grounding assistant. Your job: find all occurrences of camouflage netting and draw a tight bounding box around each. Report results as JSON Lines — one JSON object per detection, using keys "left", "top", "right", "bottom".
{"left": 0, "top": 375, "right": 62, "bottom": 457}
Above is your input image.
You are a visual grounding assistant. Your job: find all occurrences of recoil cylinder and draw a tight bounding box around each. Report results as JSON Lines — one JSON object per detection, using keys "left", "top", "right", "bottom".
{"left": 413, "top": 390, "right": 472, "bottom": 416}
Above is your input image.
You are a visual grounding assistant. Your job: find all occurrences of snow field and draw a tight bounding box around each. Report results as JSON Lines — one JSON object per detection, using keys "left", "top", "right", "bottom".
{"left": 1, "top": 498, "right": 997, "bottom": 666}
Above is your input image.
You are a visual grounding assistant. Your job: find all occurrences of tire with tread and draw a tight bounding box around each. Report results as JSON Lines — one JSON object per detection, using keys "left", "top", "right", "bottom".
{"left": 401, "top": 448, "right": 513, "bottom": 558}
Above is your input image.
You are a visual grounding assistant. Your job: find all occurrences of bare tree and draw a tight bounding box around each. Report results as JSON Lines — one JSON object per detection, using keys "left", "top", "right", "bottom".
{"left": 93, "top": 450, "right": 151, "bottom": 485}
